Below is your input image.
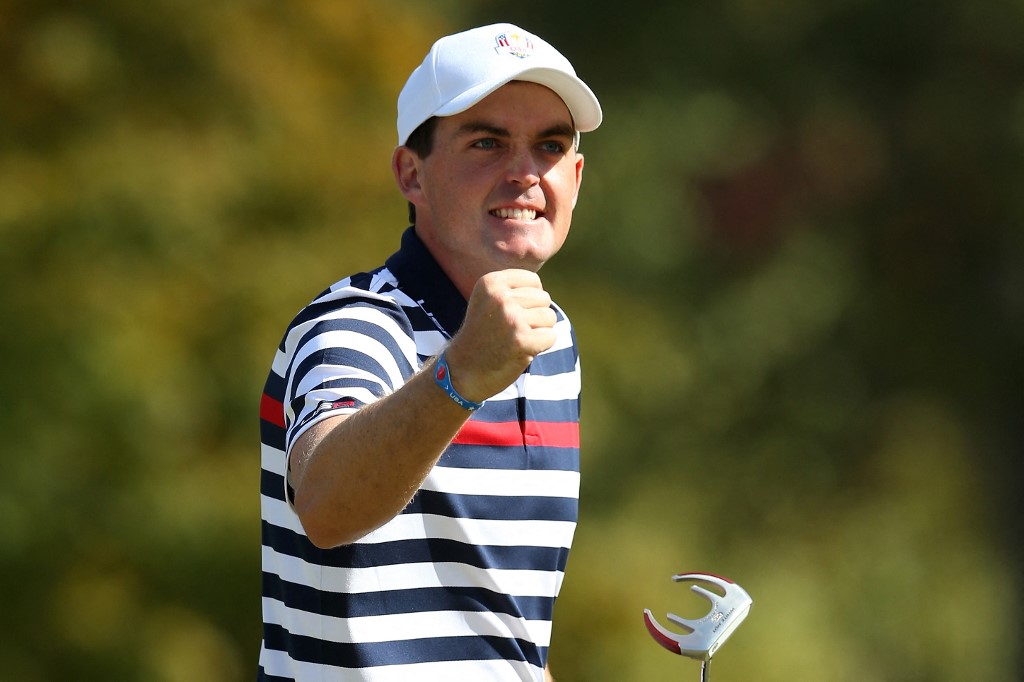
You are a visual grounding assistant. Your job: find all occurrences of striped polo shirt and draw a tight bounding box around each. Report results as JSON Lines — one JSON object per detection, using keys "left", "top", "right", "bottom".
{"left": 258, "top": 228, "right": 582, "bottom": 681}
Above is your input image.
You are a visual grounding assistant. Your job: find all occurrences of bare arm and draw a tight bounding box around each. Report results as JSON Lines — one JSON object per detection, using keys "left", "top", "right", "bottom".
{"left": 290, "top": 269, "right": 557, "bottom": 548}
{"left": 289, "top": 360, "right": 473, "bottom": 548}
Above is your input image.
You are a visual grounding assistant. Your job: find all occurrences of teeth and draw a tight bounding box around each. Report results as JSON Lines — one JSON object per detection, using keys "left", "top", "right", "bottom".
{"left": 492, "top": 207, "right": 537, "bottom": 220}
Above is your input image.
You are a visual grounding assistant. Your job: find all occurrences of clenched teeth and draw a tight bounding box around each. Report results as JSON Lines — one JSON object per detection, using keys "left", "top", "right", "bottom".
{"left": 491, "top": 207, "right": 537, "bottom": 220}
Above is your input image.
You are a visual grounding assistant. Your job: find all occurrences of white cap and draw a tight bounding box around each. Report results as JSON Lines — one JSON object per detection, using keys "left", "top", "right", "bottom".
{"left": 397, "top": 23, "right": 602, "bottom": 146}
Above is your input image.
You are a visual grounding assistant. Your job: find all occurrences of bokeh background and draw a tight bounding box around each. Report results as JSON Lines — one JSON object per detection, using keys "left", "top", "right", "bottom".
{"left": 2, "top": 0, "right": 1022, "bottom": 679}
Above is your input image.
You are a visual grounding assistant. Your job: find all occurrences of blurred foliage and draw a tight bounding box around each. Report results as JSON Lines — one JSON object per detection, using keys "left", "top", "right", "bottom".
{"left": 1, "top": 0, "right": 1021, "bottom": 679}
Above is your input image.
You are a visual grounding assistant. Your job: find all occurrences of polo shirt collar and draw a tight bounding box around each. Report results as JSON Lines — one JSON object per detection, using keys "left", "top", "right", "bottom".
{"left": 385, "top": 227, "right": 467, "bottom": 334}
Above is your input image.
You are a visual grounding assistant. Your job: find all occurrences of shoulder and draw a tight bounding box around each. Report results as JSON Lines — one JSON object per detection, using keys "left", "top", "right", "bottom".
{"left": 287, "top": 268, "right": 418, "bottom": 331}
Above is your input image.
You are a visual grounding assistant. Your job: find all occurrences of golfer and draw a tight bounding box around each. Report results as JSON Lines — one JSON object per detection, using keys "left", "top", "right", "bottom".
{"left": 258, "top": 22, "right": 601, "bottom": 681}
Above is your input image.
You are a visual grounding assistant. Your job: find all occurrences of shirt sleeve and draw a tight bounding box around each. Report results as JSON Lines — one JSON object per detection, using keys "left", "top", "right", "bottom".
{"left": 282, "top": 293, "right": 420, "bottom": 456}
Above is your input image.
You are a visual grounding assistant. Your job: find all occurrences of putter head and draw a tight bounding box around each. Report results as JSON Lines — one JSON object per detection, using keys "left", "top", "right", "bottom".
{"left": 643, "top": 572, "right": 752, "bottom": 661}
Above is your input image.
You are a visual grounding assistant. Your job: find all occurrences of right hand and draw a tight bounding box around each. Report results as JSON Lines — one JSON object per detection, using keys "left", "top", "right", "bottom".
{"left": 443, "top": 269, "right": 558, "bottom": 403}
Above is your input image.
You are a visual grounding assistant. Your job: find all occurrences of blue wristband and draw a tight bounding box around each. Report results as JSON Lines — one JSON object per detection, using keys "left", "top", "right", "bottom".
{"left": 434, "top": 351, "right": 484, "bottom": 411}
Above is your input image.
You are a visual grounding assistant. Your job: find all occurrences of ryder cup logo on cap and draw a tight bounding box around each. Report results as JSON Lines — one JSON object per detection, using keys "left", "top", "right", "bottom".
{"left": 494, "top": 30, "right": 534, "bottom": 59}
{"left": 397, "top": 23, "right": 602, "bottom": 146}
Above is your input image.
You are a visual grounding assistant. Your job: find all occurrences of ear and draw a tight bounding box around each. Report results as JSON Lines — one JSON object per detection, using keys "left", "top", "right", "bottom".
{"left": 571, "top": 153, "right": 584, "bottom": 209}
{"left": 392, "top": 146, "right": 425, "bottom": 204}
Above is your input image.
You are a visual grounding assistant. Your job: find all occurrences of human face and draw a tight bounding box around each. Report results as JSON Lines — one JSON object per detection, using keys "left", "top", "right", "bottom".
{"left": 397, "top": 81, "right": 584, "bottom": 295}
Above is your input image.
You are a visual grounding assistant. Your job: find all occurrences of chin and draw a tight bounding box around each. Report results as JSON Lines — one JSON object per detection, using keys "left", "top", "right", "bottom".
{"left": 496, "top": 235, "right": 561, "bottom": 268}
{"left": 493, "top": 247, "right": 548, "bottom": 271}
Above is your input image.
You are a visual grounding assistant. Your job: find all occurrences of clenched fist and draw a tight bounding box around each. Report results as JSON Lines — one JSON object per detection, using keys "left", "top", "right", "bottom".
{"left": 442, "top": 269, "right": 557, "bottom": 404}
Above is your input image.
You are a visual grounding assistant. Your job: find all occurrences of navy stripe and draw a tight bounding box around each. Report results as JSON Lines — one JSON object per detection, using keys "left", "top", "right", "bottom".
{"left": 294, "top": 310, "right": 416, "bottom": 373}
{"left": 263, "top": 571, "right": 556, "bottom": 622}
{"left": 264, "top": 371, "right": 286, "bottom": 402}
{"left": 291, "top": 347, "right": 393, "bottom": 399}
{"left": 262, "top": 521, "right": 320, "bottom": 562}
{"left": 260, "top": 468, "right": 578, "bottom": 516}
{"left": 522, "top": 398, "right": 580, "bottom": 424}
{"left": 311, "top": 376, "right": 391, "bottom": 399}
{"left": 464, "top": 398, "right": 518, "bottom": 423}
{"left": 439, "top": 443, "right": 580, "bottom": 471}
{"left": 409, "top": 489, "right": 578, "bottom": 522}
{"left": 261, "top": 467, "right": 286, "bottom": 502}
{"left": 466, "top": 397, "right": 579, "bottom": 424}
{"left": 262, "top": 623, "right": 545, "bottom": 669}
{"left": 340, "top": 538, "right": 570, "bottom": 573}
{"left": 347, "top": 271, "right": 377, "bottom": 291}
{"left": 290, "top": 299, "right": 411, "bottom": 356}
{"left": 528, "top": 345, "right": 578, "bottom": 376}
{"left": 260, "top": 420, "right": 286, "bottom": 451}
{"left": 262, "top": 521, "right": 571, "bottom": 574}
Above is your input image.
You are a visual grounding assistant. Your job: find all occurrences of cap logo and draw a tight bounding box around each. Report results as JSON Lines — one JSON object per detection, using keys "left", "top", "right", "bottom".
{"left": 493, "top": 31, "right": 534, "bottom": 59}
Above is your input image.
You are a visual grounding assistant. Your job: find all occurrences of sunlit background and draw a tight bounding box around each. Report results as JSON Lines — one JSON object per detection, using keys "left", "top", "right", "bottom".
{"left": 2, "top": 0, "right": 1022, "bottom": 679}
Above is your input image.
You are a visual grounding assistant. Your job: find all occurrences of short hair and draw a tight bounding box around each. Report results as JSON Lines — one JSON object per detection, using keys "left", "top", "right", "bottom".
{"left": 403, "top": 117, "right": 439, "bottom": 224}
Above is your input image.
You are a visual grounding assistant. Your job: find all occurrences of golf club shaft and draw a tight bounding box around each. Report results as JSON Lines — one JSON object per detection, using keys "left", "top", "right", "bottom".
{"left": 700, "top": 659, "right": 710, "bottom": 682}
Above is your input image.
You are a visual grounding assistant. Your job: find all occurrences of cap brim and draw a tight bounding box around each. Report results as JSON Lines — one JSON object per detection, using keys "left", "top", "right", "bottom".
{"left": 433, "top": 66, "right": 602, "bottom": 133}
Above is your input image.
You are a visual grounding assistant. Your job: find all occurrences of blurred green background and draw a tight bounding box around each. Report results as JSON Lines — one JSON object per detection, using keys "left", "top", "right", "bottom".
{"left": 2, "top": 0, "right": 1021, "bottom": 679}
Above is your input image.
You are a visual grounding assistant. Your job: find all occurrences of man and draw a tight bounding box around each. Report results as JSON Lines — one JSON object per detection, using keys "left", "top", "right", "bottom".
{"left": 258, "top": 22, "right": 601, "bottom": 681}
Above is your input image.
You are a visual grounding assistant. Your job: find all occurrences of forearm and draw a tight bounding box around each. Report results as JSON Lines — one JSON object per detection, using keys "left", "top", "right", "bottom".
{"left": 291, "top": 270, "right": 557, "bottom": 549}
{"left": 291, "top": 356, "right": 473, "bottom": 548}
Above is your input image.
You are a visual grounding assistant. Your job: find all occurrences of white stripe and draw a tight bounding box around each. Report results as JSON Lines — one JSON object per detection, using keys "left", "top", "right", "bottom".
{"left": 270, "top": 347, "right": 289, "bottom": 377}
{"left": 359, "top": 513, "right": 576, "bottom": 549}
{"left": 259, "top": 644, "right": 544, "bottom": 682}
{"left": 472, "top": 366, "right": 579, "bottom": 403}
{"left": 261, "top": 444, "right": 286, "bottom": 477}
{"left": 547, "top": 316, "right": 575, "bottom": 352}
{"left": 263, "top": 596, "right": 552, "bottom": 646}
{"left": 523, "top": 366, "right": 581, "bottom": 401}
{"left": 261, "top": 463, "right": 578, "bottom": 536}
{"left": 318, "top": 281, "right": 394, "bottom": 304}
{"left": 423, "top": 467, "right": 581, "bottom": 498}
{"left": 262, "top": 546, "right": 564, "bottom": 598}
{"left": 300, "top": 384, "right": 381, "bottom": 407}
{"left": 412, "top": 328, "right": 449, "bottom": 355}
{"left": 322, "top": 304, "right": 420, "bottom": 356}
{"left": 261, "top": 485, "right": 578, "bottom": 545}
{"left": 261, "top": 494, "right": 306, "bottom": 536}
{"left": 366, "top": 270, "right": 397, "bottom": 293}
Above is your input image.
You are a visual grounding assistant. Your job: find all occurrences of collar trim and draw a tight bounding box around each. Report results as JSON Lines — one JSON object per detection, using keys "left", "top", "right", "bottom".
{"left": 385, "top": 227, "right": 467, "bottom": 334}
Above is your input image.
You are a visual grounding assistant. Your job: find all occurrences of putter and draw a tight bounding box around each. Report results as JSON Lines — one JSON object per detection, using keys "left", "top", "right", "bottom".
{"left": 643, "top": 572, "right": 752, "bottom": 681}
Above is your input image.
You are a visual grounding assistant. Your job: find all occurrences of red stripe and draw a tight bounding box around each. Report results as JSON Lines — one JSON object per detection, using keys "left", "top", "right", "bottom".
{"left": 452, "top": 420, "right": 579, "bottom": 449}
{"left": 260, "top": 392, "right": 286, "bottom": 428}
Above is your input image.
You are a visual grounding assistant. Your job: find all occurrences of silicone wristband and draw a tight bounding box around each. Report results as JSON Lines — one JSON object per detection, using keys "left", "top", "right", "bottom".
{"left": 433, "top": 352, "right": 484, "bottom": 411}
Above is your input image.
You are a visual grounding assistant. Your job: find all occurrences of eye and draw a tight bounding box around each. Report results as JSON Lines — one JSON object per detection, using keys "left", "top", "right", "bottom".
{"left": 472, "top": 138, "right": 499, "bottom": 150}
{"left": 539, "top": 140, "right": 568, "bottom": 154}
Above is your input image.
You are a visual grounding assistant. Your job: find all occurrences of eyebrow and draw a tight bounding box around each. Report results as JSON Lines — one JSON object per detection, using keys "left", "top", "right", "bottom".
{"left": 455, "top": 121, "right": 576, "bottom": 140}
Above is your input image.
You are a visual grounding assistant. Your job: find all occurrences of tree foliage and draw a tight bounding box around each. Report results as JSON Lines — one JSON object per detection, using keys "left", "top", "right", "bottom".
{"left": 2, "top": 0, "right": 1021, "bottom": 679}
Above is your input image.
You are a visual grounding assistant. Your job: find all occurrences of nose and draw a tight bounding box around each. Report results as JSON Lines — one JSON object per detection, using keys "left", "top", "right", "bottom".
{"left": 505, "top": 146, "right": 541, "bottom": 187}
